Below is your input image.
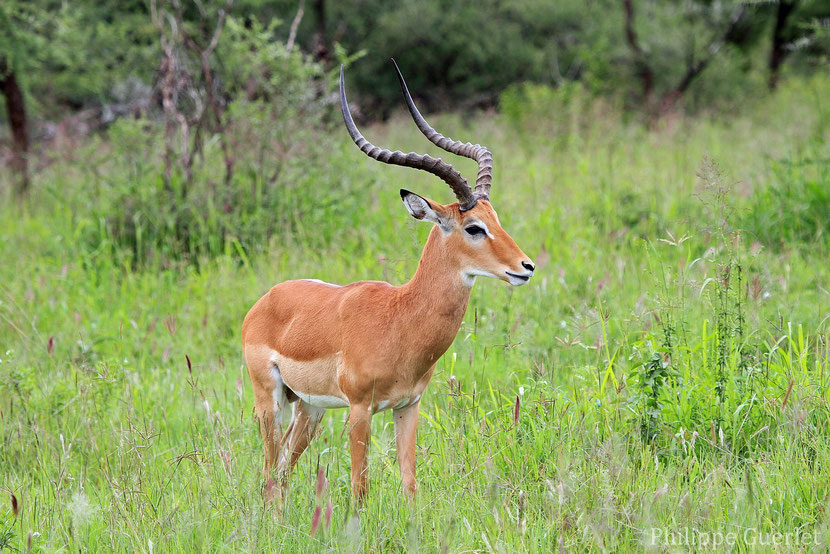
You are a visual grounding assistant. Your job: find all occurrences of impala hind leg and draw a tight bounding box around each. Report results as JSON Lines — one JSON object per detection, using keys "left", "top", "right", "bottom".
{"left": 393, "top": 399, "right": 421, "bottom": 498}
{"left": 347, "top": 403, "right": 372, "bottom": 501}
{"left": 278, "top": 400, "right": 325, "bottom": 479}
{"left": 256, "top": 386, "right": 289, "bottom": 476}
{"left": 245, "top": 350, "right": 289, "bottom": 477}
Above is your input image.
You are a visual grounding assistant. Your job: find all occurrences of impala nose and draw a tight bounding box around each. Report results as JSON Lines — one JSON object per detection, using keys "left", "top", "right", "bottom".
{"left": 522, "top": 261, "right": 535, "bottom": 272}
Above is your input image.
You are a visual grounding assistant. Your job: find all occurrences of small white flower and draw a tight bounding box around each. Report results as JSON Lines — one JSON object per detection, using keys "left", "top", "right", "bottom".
{"left": 68, "top": 492, "right": 96, "bottom": 529}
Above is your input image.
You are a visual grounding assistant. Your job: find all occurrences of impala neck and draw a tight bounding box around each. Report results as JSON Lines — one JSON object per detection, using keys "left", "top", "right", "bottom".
{"left": 400, "top": 226, "right": 472, "bottom": 337}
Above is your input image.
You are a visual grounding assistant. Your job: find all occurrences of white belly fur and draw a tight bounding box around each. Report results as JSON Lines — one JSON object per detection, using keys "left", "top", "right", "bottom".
{"left": 295, "top": 392, "right": 349, "bottom": 409}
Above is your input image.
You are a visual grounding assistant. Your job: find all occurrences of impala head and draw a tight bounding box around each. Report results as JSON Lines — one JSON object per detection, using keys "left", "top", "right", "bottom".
{"left": 399, "top": 190, "right": 534, "bottom": 286}
{"left": 340, "top": 60, "right": 535, "bottom": 287}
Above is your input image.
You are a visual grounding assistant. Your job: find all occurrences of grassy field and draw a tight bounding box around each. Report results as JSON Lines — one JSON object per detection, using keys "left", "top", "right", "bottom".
{"left": 2, "top": 75, "right": 830, "bottom": 551}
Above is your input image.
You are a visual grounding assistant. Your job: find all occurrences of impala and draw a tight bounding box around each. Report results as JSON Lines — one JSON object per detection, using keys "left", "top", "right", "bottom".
{"left": 241, "top": 60, "right": 535, "bottom": 500}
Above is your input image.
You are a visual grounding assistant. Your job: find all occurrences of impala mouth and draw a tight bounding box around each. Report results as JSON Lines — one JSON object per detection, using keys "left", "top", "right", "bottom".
{"left": 505, "top": 270, "right": 532, "bottom": 286}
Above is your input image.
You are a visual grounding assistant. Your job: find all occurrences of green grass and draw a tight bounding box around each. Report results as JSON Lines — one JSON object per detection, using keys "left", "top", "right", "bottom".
{"left": 2, "top": 75, "right": 830, "bottom": 551}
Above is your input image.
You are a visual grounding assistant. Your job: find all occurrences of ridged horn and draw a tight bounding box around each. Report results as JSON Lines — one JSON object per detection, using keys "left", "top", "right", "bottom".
{"left": 340, "top": 65, "right": 477, "bottom": 210}
{"left": 392, "top": 58, "right": 493, "bottom": 201}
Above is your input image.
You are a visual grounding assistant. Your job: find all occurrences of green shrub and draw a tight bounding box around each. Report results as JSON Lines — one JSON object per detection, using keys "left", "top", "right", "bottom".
{"left": 69, "top": 116, "right": 360, "bottom": 268}
{"left": 744, "top": 136, "right": 830, "bottom": 248}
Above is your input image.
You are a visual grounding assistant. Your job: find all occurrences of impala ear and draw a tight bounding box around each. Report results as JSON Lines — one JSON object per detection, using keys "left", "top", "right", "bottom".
{"left": 400, "top": 189, "right": 452, "bottom": 229}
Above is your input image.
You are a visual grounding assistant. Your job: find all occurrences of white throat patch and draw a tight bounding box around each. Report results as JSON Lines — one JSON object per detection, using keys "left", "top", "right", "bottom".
{"left": 461, "top": 268, "right": 499, "bottom": 287}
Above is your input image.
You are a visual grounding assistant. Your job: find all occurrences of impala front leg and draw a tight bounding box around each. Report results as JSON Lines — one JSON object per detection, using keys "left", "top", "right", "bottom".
{"left": 347, "top": 403, "right": 372, "bottom": 501}
{"left": 394, "top": 399, "right": 420, "bottom": 498}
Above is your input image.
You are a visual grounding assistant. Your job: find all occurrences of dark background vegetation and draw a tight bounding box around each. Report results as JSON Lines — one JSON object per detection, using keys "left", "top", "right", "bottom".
{"left": 2, "top": 0, "right": 829, "bottom": 189}
{"left": 3, "top": 0, "right": 830, "bottom": 117}
{"left": 1, "top": 0, "right": 828, "bottom": 263}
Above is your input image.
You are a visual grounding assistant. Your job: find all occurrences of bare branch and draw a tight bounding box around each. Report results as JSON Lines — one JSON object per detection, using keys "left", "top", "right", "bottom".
{"left": 286, "top": 0, "right": 306, "bottom": 53}
{"left": 152, "top": 0, "right": 237, "bottom": 191}
{"left": 206, "top": 0, "right": 233, "bottom": 55}
{"left": 659, "top": 5, "right": 747, "bottom": 114}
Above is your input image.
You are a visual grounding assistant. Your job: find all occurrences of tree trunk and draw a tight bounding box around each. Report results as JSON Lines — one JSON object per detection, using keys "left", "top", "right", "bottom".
{"left": 768, "top": 1, "right": 796, "bottom": 90}
{"left": 658, "top": 5, "right": 746, "bottom": 115}
{"left": 311, "top": 0, "right": 330, "bottom": 63}
{"left": 622, "top": 0, "right": 654, "bottom": 103}
{"left": 0, "top": 58, "right": 30, "bottom": 194}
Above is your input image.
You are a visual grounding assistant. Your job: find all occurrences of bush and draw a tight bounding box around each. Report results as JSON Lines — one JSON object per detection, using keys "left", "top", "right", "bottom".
{"left": 54, "top": 15, "right": 355, "bottom": 268}
{"left": 71, "top": 114, "right": 358, "bottom": 269}
{"left": 744, "top": 136, "right": 830, "bottom": 248}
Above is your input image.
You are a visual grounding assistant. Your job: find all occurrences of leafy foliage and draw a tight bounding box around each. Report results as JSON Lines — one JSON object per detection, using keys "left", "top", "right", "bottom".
{"left": 0, "top": 0, "right": 156, "bottom": 115}
{"left": 280, "top": 0, "right": 830, "bottom": 112}
{"left": 3, "top": 0, "right": 829, "bottom": 126}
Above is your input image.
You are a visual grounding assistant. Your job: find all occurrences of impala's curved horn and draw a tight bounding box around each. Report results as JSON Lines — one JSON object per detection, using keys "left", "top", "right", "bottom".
{"left": 392, "top": 59, "right": 493, "bottom": 202}
{"left": 340, "top": 66, "right": 477, "bottom": 210}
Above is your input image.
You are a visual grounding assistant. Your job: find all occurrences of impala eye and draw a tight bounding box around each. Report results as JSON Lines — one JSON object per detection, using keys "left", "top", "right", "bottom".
{"left": 465, "top": 225, "right": 485, "bottom": 237}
